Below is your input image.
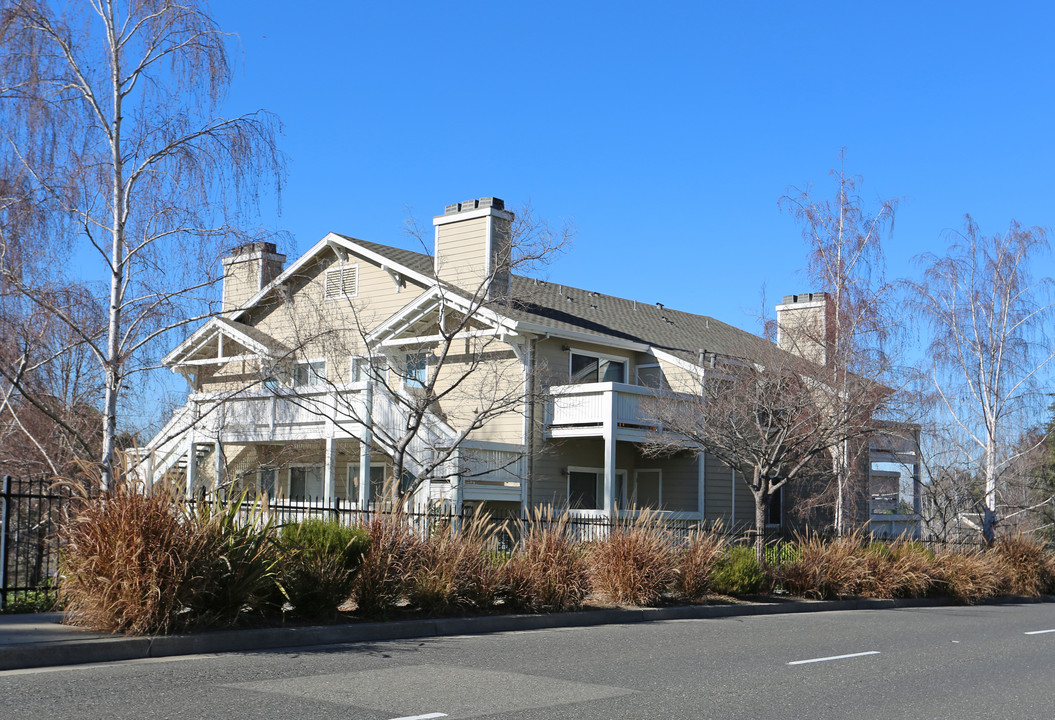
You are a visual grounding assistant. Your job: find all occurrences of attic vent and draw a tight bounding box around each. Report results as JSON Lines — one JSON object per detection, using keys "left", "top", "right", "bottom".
{"left": 324, "top": 264, "right": 358, "bottom": 299}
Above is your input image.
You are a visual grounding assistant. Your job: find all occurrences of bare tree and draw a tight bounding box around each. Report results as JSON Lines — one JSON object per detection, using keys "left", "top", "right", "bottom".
{"left": 909, "top": 217, "right": 1055, "bottom": 543}
{"left": 643, "top": 347, "right": 884, "bottom": 561}
{"left": 780, "top": 151, "right": 900, "bottom": 534}
{"left": 0, "top": 0, "right": 282, "bottom": 486}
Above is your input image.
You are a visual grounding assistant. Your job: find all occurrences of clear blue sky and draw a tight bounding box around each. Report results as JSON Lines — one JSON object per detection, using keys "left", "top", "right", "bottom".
{"left": 210, "top": 1, "right": 1055, "bottom": 335}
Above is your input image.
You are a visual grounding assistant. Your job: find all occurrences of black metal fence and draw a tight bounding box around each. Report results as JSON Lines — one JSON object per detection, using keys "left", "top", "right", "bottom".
{"left": 0, "top": 476, "right": 76, "bottom": 610}
{"left": 1, "top": 479, "right": 985, "bottom": 608}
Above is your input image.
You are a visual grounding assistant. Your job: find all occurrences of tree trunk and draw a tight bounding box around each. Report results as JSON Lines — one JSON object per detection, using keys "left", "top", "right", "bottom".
{"left": 753, "top": 487, "right": 769, "bottom": 565}
{"left": 982, "top": 435, "right": 998, "bottom": 544}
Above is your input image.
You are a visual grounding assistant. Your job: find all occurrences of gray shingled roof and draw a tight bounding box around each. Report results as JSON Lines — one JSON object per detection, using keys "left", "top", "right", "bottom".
{"left": 340, "top": 236, "right": 777, "bottom": 366}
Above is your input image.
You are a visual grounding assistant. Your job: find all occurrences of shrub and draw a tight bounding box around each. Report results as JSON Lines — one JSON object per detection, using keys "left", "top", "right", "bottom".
{"left": 500, "top": 509, "right": 590, "bottom": 613}
{"left": 278, "top": 518, "right": 370, "bottom": 619}
{"left": 59, "top": 469, "right": 209, "bottom": 635}
{"left": 710, "top": 546, "right": 765, "bottom": 596}
{"left": 352, "top": 510, "right": 422, "bottom": 619}
{"left": 1, "top": 587, "right": 59, "bottom": 614}
{"left": 935, "top": 551, "right": 1006, "bottom": 603}
{"left": 406, "top": 510, "right": 504, "bottom": 615}
{"left": 991, "top": 534, "right": 1052, "bottom": 597}
{"left": 875, "top": 540, "right": 937, "bottom": 598}
{"left": 588, "top": 511, "right": 677, "bottom": 606}
{"left": 673, "top": 527, "right": 727, "bottom": 602}
{"left": 776, "top": 532, "right": 866, "bottom": 600}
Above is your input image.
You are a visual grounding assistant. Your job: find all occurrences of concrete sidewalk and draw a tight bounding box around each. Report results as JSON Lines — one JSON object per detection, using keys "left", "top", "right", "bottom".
{"left": 2, "top": 595, "right": 1050, "bottom": 672}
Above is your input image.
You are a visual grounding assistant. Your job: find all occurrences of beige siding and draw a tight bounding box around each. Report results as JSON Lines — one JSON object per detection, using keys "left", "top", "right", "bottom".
{"left": 429, "top": 347, "right": 526, "bottom": 445}
{"left": 436, "top": 216, "right": 488, "bottom": 292}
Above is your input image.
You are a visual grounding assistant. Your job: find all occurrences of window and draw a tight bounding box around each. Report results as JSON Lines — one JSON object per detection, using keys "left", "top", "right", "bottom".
{"left": 405, "top": 353, "right": 430, "bottom": 388}
{"left": 289, "top": 466, "right": 323, "bottom": 501}
{"left": 324, "top": 264, "right": 358, "bottom": 299}
{"left": 351, "top": 355, "right": 387, "bottom": 383}
{"left": 569, "top": 350, "right": 626, "bottom": 384}
{"left": 636, "top": 364, "right": 667, "bottom": 390}
{"left": 568, "top": 467, "right": 627, "bottom": 511}
{"left": 293, "top": 360, "right": 326, "bottom": 387}
{"left": 348, "top": 464, "right": 387, "bottom": 503}
{"left": 257, "top": 468, "right": 276, "bottom": 498}
{"left": 627, "top": 469, "right": 662, "bottom": 509}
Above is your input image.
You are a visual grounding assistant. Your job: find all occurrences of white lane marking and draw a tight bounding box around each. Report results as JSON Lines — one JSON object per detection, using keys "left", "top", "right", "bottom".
{"left": 388, "top": 714, "right": 447, "bottom": 720}
{"left": 788, "top": 651, "right": 880, "bottom": 665}
{"left": 1024, "top": 629, "right": 1055, "bottom": 635}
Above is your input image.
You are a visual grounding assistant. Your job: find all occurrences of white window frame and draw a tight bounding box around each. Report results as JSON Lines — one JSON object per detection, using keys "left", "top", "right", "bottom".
{"left": 287, "top": 464, "right": 324, "bottom": 503}
{"left": 350, "top": 354, "right": 388, "bottom": 384}
{"left": 347, "top": 462, "right": 388, "bottom": 505}
{"left": 567, "top": 465, "right": 626, "bottom": 513}
{"left": 292, "top": 358, "right": 326, "bottom": 387}
{"left": 403, "top": 352, "right": 431, "bottom": 390}
{"left": 626, "top": 468, "right": 663, "bottom": 510}
{"left": 635, "top": 363, "right": 665, "bottom": 389}
{"left": 568, "top": 348, "right": 628, "bottom": 384}
{"left": 324, "top": 263, "right": 359, "bottom": 300}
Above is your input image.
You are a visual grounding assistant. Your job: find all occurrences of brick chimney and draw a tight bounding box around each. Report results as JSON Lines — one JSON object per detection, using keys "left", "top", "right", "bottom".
{"left": 432, "top": 197, "right": 514, "bottom": 299}
{"left": 221, "top": 242, "right": 286, "bottom": 313}
{"left": 775, "top": 292, "right": 834, "bottom": 365}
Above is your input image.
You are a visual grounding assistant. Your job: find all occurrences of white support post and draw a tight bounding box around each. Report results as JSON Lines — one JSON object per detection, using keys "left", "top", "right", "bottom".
{"left": 214, "top": 441, "right": 223, "bottom": 496}
{"left": 186, "top": 440, "right": 197, "bottom": 497}
{"left": 144, "top": 452, "right": 155, "bottom": 492}
{"left": 358, "top": 383, "right": 373, "bottom": 507}
{"left": 324, "top": 436, "right": 336, "bottom": 507}
{"left": 697, "top": 451, "right": 706, "bottom": 519}
{"left": 602, "top": 389, "right": 616, "bottom": 517}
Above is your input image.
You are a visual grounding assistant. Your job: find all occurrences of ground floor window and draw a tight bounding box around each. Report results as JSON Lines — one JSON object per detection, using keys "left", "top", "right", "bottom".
{"left": 289, "top": 466, "right": 323, "bottom": 501}
{"left": 348, "top": 464, "right": 387, "bottom": 502}
{"left": 568, "top": 467, "right": 627, "bottom": 511}
{"left": 258, "top": 468, "right": 276, "bottom": 498}
{"left": 624, "top": 469, "right": 662, "bottom": 509}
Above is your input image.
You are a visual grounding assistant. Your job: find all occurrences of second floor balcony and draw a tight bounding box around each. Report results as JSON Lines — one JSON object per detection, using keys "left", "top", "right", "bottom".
{"left": 544, "top": 382, "right": 664, "bottom": 440}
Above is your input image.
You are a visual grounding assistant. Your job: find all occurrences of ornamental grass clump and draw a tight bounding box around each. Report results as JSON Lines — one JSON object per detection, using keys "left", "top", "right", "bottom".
{"left": 934, "top": 550, "right": 1006, "bottom": 604}
{"left": 990, "top": 534, "right": 1053, "bottom": 597}
{"left": 673, "top": 526, "right": 728, "bottom": 602}
{"left": 59, "top": 461, "right": 280, "bottom": 635}
{"left": 588, "top": 509, "right": 677, "bottom": 606}
{"left": 406, "top": 509, "right": 505, "bottom": 615}
{"left": 500, "top": 508, "right": 590, "bottom": 613}
{"left": 352, "top": 509, "right": 422, "bottom": 619}
{"left": 278, "top": 518, "right": 370, "bottom": 619}
{"left": 775, "top": 531, "right": 866, "bottom": 600}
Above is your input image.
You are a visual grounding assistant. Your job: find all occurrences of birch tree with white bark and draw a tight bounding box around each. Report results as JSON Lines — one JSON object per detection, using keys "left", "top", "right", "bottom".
{"left": 0, "top": 0, "right": 282, "bottom": 486}
{"left": 909, "top": 217, "right": 1055, "bottom": 543}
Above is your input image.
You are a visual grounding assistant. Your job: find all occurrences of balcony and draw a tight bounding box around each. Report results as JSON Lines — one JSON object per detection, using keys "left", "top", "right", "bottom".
{"left": 545, "top": 382, "right": 662, "bottom": 440}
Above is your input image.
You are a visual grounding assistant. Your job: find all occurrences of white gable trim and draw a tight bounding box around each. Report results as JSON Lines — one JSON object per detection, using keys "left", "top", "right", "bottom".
{"left": 365, "top": 286, "right": 520, "bottom": 347}
{"left": 163, "top": 318, "right": 279, "bottom": 367}
{"left": 230, "top": 233, "right": 433, "bottom": 322}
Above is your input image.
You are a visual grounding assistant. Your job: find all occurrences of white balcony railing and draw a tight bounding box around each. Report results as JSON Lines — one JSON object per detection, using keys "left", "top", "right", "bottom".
{"left": 545, "top": 382, "right": 661, "bottom": 434}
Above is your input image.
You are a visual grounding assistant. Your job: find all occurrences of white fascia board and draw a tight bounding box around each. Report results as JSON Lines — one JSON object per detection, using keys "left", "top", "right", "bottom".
{"left": 230, "top": 233, "right": 433, "bottom": 322}
{"left": 378, "top": 328, "right": 512, "bottom": 348}
{"left": 163, "top": 318, "right": 275, "bottom": 367}
{"left": 366, "top": 286, "right": 520, "bottom": 346}
{"left": 650, "top": 348, "right": 705, "bottom": 377}
{"left": 514, "top": 320, "right": 650, "bottom": 353}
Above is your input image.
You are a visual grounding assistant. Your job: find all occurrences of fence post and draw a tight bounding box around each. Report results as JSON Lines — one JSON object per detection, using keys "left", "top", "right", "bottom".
{"left": 0, "top": 476, "right": 10, "bottom": 611}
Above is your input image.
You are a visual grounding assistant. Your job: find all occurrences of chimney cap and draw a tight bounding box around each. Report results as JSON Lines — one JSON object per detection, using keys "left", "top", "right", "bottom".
{"left": 781, "top": 291, "right": 828, "bottom": 304}
{"left": 225, "top": 241, "right": 279, "bottom": 258}
{"left": 444, "top": 197, "right": 506, "bottom": 215}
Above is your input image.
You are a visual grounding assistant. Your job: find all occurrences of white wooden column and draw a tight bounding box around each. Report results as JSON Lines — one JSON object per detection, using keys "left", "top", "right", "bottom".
{"left": 185, "top": 441, "right": 197, "bottom": 497}
{"left": 358, "top": 383, "right": 373, "bottom": 507}
{"left": 697, "top": 451, "right": 706, "bottom": 518}
{"left": 323, "top": 436, "right": 336, "bottom": 506}
{"left": 213, "top": 442, "right": 224, "bottom": 495}
{"left": 602, "top": 389, "right": 616, "bottom": 517}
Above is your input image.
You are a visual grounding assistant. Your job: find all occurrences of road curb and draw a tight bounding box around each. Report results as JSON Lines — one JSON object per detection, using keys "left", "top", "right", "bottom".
{"left": 3, "top": 594, "right": 1052, "bottom": 672}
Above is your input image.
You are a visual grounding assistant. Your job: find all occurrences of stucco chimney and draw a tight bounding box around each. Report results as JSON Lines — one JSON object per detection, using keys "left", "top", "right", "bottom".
{"left": 775, "top": 292, "right": 834, "bottom": 365}
{"left": 221, "top": 241, "right": 286, "bottom": 313}
{"left": 432, "top": 197, "right": 514, "bottom": 299}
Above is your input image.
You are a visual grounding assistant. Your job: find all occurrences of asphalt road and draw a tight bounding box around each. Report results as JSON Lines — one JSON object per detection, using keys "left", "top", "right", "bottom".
{"left": 1, "top": 603, "right": 1053, "bottom": 719}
